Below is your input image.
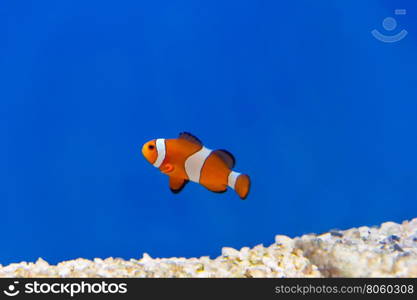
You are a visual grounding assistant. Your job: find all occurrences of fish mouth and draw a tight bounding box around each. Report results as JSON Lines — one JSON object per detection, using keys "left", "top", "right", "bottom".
{"left": 141, "top": 144, "right": 149, "bottom": 160}
{"left": 141, "top": 142, "right": 156, "bottom": 165}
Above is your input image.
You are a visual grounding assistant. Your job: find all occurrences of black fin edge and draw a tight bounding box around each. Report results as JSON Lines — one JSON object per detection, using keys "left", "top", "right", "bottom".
{"left": 211, "top": 189, "right": 227, "bottom": 194}
{"left": 214, "top": 149, "right": 236, "bottom": 168}
{"left": 170, "top": 180, "right": 189, "bottom": 194}
{"left": 178, "top": 132, "right": 203, "bottom": 145}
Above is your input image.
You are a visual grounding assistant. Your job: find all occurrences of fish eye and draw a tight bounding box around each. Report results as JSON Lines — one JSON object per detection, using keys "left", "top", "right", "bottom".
{"left": 148, "top": 144, "right": 155, "bottom": 150}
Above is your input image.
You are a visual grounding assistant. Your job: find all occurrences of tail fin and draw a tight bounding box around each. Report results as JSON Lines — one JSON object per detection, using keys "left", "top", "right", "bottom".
{"left": 228, "top": 171, "right": 250, "bottom": 200}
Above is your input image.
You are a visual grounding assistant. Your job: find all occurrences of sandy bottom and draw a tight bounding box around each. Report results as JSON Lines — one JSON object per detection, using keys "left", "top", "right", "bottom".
{"left": 1, "top": 218, "right": 416, "bottom": 277}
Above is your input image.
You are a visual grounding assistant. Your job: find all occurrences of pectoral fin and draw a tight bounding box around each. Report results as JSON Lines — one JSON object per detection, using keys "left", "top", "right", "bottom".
{"left": 160, "top": 163, "right": 175, "bottom": 174}
{"left": 169, "top": 177, "right": 189, "bottom": 194}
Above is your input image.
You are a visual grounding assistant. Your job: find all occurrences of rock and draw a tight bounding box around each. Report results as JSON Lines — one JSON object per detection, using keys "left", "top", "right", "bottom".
{"left": 221, "top": 247, "right": 240, "bottom": 258}
{"left": 330, "top": 230, "right": 344, "bottom": 237}
{"left": 274, "top": 235, "right": 294, "bottom": 247}
{"left": 0, "top": 218, "right": 416, "bottom": 277}
{"left": 295, "top": 218, "right": 417, "bottom": 277}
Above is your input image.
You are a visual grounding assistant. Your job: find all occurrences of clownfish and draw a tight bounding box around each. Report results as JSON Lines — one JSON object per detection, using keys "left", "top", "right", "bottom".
{"left": 142, "top": 132, "right": 250, "bottom": 199}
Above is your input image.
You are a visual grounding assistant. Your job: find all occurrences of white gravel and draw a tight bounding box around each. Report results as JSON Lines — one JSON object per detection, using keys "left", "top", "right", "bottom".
{"left": 1, "top": 218, "right": 416, "bottom": 277}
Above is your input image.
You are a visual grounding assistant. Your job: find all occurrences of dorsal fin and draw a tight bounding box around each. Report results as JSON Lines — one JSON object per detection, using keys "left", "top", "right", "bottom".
{"left": 178, "top": 132, "right": 202, "bottom": 146}
{"left": 213, "top": 149, "right": 235, "bottom": 169}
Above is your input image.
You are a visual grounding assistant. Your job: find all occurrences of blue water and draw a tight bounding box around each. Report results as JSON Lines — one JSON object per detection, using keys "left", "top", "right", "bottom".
{"left": 1, "top": 1, "right": 417, "bottom": 265}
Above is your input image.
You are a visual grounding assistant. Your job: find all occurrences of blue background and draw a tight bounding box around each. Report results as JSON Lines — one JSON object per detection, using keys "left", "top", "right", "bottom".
{"left": 1, "top": 1, "right": 416, "bottom": 265}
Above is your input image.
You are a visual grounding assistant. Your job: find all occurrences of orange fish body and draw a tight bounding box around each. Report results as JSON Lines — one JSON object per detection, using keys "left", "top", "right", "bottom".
{"left": 142, "top": 132, "right": 250, "bottom": 199}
